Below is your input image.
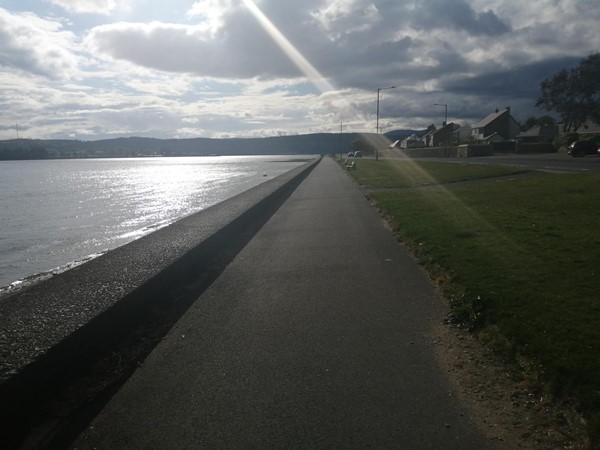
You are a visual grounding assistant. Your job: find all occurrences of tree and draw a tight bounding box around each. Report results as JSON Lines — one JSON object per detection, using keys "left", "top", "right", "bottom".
{"left": 523, "top": 116, "right": 538, "bottom": 131}
{"left": 536, "top": 53, "right": 600, "bottom": 132}
{"left": 521, "top": 115, "right": 557, "bottom": 131}
{"left": 537, "top": 115, "right": 556, "bottom": 126}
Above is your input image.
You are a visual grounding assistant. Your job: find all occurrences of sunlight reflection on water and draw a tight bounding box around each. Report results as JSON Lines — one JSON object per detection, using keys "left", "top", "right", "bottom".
{"left": 0, "top": 155, "right": 309, "bottom": 290}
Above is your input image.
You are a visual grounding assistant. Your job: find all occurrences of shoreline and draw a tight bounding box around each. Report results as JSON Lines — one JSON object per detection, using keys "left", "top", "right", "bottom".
{"left": 0, "top": 155, "right": 316, "bottom": 291}
{"left": 0, "top": 251, "right": 108, "bottom": 300}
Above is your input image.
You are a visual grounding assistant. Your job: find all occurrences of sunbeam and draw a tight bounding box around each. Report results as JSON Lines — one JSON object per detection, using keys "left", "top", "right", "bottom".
{"left": 241, "top": 1, "right": 459, "bottom": 187}
{"left": 240, "top": 0, "right": 446, "bottom": 180}
{"left": 241, "top": 0, "right": 379, "bottom": 133}
{"left": 242, "top": 0, "right": 334, "bottom": 94}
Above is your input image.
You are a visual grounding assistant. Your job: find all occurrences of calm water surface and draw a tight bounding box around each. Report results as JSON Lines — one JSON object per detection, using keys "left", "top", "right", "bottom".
{"left": 0, "top": 156, "right": 310, "bottom": 291}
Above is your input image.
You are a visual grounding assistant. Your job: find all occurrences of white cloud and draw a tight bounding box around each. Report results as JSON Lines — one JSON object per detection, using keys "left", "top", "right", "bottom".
{"left": 47, "top": 0, "right": 116, "bottom": 15}
{"left": 84, "top": 15, "right": 299, "bottom": 79}
{"left": 123, "top": 75, "right": 194, "bottom": 97}
{"left": 311, "top": 0, "right": 381, "bottom": 40}
{"left": 0, "top": 8, "right": 79, "bottom": 79}
{"left": 186, "top": 0, "right": 235, "bottom": 35}
{"left": 85, "top": 21, "right": 210, "bottom": 72}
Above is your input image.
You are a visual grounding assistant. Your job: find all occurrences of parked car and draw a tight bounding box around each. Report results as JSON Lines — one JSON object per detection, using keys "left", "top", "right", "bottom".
{"left": 347, "top": 151, "right": 355, "bottom": 158}
{"left": 354, "top": 151, "right": 363, "bottom": 158}
{"left": 568, "top": 140, "right": 599, "bottom": 157}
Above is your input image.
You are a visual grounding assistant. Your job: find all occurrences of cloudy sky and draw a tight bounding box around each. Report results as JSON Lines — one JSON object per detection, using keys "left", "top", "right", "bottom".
{"left": 1, "top": 0, "right": 598, "bottom": 140}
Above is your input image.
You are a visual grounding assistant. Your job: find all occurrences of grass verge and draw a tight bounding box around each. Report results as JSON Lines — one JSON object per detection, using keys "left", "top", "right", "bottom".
{"left": 347, "top": 158, "right": 529, "bottom": 187}
{"left": 346, "top": 158, "right": 600, "bottom": 445}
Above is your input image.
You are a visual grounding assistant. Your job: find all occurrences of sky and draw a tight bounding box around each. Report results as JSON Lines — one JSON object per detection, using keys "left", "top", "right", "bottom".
{"left": 0, "top": 0, "right": 598, "bottom": 140}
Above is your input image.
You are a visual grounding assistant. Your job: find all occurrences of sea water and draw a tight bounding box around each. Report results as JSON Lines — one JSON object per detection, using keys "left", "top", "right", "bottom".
{"left": 0, "top": 155, "right": 311, "bottom": 292}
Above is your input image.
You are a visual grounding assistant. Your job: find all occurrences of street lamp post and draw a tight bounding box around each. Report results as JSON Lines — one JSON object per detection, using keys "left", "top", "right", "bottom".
{"left": 434, "top": 103, "right": 447, "bottom": 125}
{"left": 339, "top": 121, "right": 344, "bottom": 161}
{"left": 434, "top": 103, "right": 448, "bottom": 156}
{"left": 376, "top": 86, "right": 397, "bottom": 160}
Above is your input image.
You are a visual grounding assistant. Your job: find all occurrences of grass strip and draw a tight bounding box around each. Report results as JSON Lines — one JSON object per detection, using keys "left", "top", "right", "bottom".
{"left": 348, "top": 158, "right": 529, "bottom": 188}
{"left": 347, "top": 159, "right": 600, "bottom": 443}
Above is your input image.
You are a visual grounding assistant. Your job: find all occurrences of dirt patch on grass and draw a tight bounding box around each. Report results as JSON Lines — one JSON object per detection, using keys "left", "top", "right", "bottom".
{"left": 432, "top": 319, "right": 589, "bottom": 449}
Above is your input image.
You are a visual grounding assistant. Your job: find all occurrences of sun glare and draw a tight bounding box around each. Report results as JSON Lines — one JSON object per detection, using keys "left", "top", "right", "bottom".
{"left": 241, "top": 0, "right": 332, "bottom": 93}
{"left": 241, "top": 0, "right": 376, "bottom": 131}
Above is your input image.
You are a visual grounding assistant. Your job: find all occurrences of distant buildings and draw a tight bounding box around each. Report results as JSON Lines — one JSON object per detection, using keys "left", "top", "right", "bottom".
{"left": 427, "top": 123, "right": 460, "bottom": 147}
{"left": 452, "top": 124, "right": 471, "bottom": 144}
{"left": 391, "top": 105, "right": 599, "bottom": 153}
{"left": 400, "top": 133, "right": 422, "bottom": 148}
{"left": 398, "top": 123, "right": 465, "bottom": 148}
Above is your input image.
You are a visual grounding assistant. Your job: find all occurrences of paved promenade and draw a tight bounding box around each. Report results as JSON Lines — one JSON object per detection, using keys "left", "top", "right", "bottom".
{"left": 74, "top": 157, "right": 494, "bottom": 449}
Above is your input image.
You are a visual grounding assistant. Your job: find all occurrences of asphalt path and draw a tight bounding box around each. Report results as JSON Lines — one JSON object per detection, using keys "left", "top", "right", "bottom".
{"left": 74, "top": 157, "right": 495, "bottom": 449}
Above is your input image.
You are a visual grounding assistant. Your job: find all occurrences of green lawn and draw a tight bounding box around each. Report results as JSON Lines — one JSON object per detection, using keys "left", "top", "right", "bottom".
{"left": 346, "top": 159, "right": 600, "bottom": 443}
{"left": 348, "top": 158, "right": 529, "bottom": 188}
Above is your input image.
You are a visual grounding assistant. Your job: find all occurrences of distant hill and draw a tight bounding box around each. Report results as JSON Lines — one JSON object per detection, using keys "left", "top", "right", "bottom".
{"left": 384, "top": 129, "right": 425, "bottom": 141}
{"left": 0, "top": 133, "right": 377, "bottom": 160}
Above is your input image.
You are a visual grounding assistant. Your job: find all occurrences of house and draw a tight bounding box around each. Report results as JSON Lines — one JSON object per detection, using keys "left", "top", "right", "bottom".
{"left": 452, "top": 124, "right": 471, "bottom": 144}
{"left": 471, "top": 108, "right": 520, "bottom": 142}
{"left": 400, "top": 133, "right": 422, "bottom": 148}
{"left": 515, "top": 124, "right": 558, "bottom": 144}
{"left": 397, "top": 124, "right": 437, "bottom": 148}
{"left": 428, "top": 122, "right": 459, "bottom": 147}
{"left": 421, "top": 128, "right": 437, "bottom": 147}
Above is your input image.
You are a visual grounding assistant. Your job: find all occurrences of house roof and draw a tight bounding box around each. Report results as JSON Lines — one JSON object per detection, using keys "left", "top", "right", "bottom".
{"left": 576, "top": 119, "right": 600, "bottom": 134}
{"left": 516, "top": 124, "right": 558, "bottom": 138}
{"left": 472, "top": 110, "right": 508, "bottom": 129}
{"left": 422, "top": 129, "right": 436, "bottom": 139}
{"left": 516, "top": 127, "right": 541, "bottom": 138}
{"left": 401, "top": 133, "right": 420, "bottom": 141}
{"left": 432, "top": 123, "right": 459, "bottom": 135}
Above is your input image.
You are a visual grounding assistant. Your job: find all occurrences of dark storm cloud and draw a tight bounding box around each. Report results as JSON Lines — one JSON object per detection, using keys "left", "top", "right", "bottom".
{"left": 441, "top": 56, "right": 581, "bottom": 100}
{"left": 81, "top": 0, "right": 587, "bottom": 133}
{"left": 85, "top": 0, "right": 516, "bottom": 92}
{"left": 410, "top": 0, "right": 511, "bottom": 36}
{"left": 328, "top": 37, "right": 415, "bottom": 88}
{"left": 86, "top": 18, "right": 300, "bottom": 79}
{"left": 4, "top": 0, "right": 598, "bottom": 93}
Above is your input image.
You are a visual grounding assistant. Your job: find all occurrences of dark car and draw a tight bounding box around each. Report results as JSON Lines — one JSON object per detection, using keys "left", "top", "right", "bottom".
{"left": 568, "top": 140, "right": 599, "bottom": 157}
